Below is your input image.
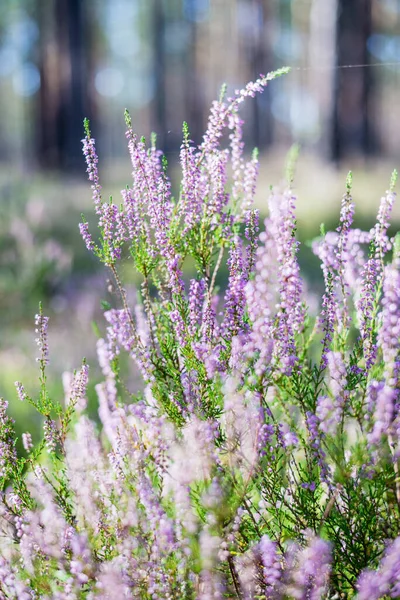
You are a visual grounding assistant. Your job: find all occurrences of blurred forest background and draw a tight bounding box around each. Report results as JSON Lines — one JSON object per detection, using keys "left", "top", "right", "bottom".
{"left": 1, "top": 0, "right": 400, "bottom": 433}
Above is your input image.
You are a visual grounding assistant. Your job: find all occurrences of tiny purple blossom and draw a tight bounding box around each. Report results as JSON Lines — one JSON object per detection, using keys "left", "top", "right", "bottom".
{"left": 15, "top": 381, "right": 28, "bottom": 402}
{"left": 258, "top": 535, "right": 282, "bottom": 599}
{"left": 306, "top": 411, "right": 330, "bottom": 483}
{"left": 286, "top": 532, "right": 332, "bottom": 600}
{"left": 188, "top": 279, "right": 206, "bottom": 337}
{"left": 372, "top": 186, "right": 396, "bottom": 256}
{"left": 22, "top": 432, "right": 33, "bottom": 453}
{"left": 221, "top": 237, "right": 248, "bottom": 340}
{"left": 378, "top": 264, "right": 400, "bottom": 368}
{"left": 34, "top": 310, "right": 49, "bottom": 367}
{"left": 356, "top": 536, "right": 400, "bottom": 600}
{"left": 179, "top": 128, "right": 203, "bottom": 233}
{"left": 335, "top": 181, "right": 355, "bottom": 331}
{"left": 43, "top": 418, "right": 60, "bottom": 454}
{"left": 78, "top": 221, "right": 95, "bottom": 253}
{"left": 82, "top": 133, "right": 102, "bottom": 215}
{"left": 357, "top": 257, "right": 380, "bottom": 370}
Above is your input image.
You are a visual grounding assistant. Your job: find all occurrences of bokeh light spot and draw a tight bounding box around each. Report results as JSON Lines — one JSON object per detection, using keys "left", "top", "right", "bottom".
{"left": 95, "top": 67, "right": 124, "bottom": 97}
{"left": 12, "top": 63, "right": 40, "bottom": 96}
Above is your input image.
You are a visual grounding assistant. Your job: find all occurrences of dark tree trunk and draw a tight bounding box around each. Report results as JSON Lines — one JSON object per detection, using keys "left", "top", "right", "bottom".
{"left": 152, "top": 0, "right": 167, "bottom": 151}
{"left": 252, "top": 0, "right": 273, "bottom": 150}
{"left": 331, "top": 0, "right": 374, "bottom": 162}
{"left": 36, "top": 0, "right": 93, "bottom": 170}
{"left": 184, "top": 16, "right": 204, "bottom": 146}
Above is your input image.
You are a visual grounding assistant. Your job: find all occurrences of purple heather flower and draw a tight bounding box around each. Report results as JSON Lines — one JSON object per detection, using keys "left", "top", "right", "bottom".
{"left": 245, "top": 187, "right": 304, "bottom": 377}
{"left": 114, "top": 208, "right": 127, "bottom": 244}
{"left": 221, "top": 237, "right": 248, "bottom": 340}
{"left": 65, "top": 362, "right": 89, "bottom": 412}
{"left": 126, "top": 128, "right": 151, "bottom": 200}
{"left": 365, "top": 263, "right": 400, "bottom": 444}
{"left": 180, "top": 370, "right": 200, "bottom": 413}
{"left": 319, "top": 273, "right": 336, "bottom": 369}
{"left": 170, "top": 308, "right": 186, "bottom": 346}
{"left": 82, "top": 133, "right": 102, "bottom": 215}
{"left": 43, "top": 418, "right": 60, "bottom": 454}
{"left": 234, "top": 70, "right": 288, "bottom": 106}
{"left": 301, "top": 482, "right": 317, "bottom": 492}
{"left": 0, "top": 556, "right": 33, "bottom": 599}
{"left": 235, "top": 547, "right": 258, "bottom": 598}
{"left": 120, "top": 187, "right": 142, "bottom": 244}
{"left": 279, "top": 421, "right": 299, "bottom": 448}
{"left": 201, "top": 295, "right": 220, "bottom": 345}
{"left": 96, "top": 337, "right": 114, "bottom": 380}
{"left": 345, "top": 228, "right": 371, "bottom": 295}
{"left": 244, "top": 215, "right": 276, "bottom": 378}
{"left": 365, "top": 379, "right": 385, "bottom": 418}
{"left": 79, "top": 221, "right": 95, "bottom": 253}
{"left": 271, "top": 189, "right": 303, "bottom": 332}
{"left": 357, "top": 257, "right": 380, "bottom": 370}
{"left": 125, "top": 118, "right": 178, "bottom": 282}
{"left": 34, "top": 310, "right": 49, "bottom": 367}
{"left": 200, "top": 70, "right": 286, "bottom": 166}
{"left": 198, "top": 529, "right": 224, "bottom": 600}
{"left": 241, "top": 150, "right": 259, "bottom": 215}
{"left": 65, "top": 416, "right": 109, "bottom": 532}
{"left": 316, "top": 395, "right": 338, "bottom": 435}
{"left": 257, "top": 422, "right": 275, "bottom": 456}
{"left": 286, "top": 532, "right": 332, "bottom": 600}
{"left": 104, "top": 308, "right": 153, "bottom": 382}
{"left": 334, "top": 183, "right": 355, "bottom": 332}
{"left": 74, "top": 361, "right": 89, "bottom": 396}
{"left": 258, "top": 535, "right": 283, "bottom": 599}
{"left": 228, "top": 111, "right": 245, "bottom": 204}
{"left": 223, "top": 377, "right": 262, "bottom": 475}
{"left": 0, "top": 399, "right": 17, "bottom": 480}
{"left": 207, "top": 149, "right": 230, "bottom": 218}
{"left": 15, "top": 381, "right": 28, "bottom": 402}
{"left": 168, "top": 416, "right": 218, "bottom": 485}
{"left": 312, "top": 231, "right": 339, "bottom": 283}
{"left": 356, "top": 535, "right": 400, "bottom": 599}
{"left": 305, "top": 412, "right": 330, "bottom": 484}
{"left": 22, "top": 432, "right": 33, "bottom": 453}
{"left": 200, "top": 97, "right": 228, "bottom": 156}
{"left": 134, "top": 297, "right": 153, "bottom": 351}
{"left": 372, "top": 186, "right": 396, "bottom": 257}
{"left": 99, "top": 201, "right": 121, "bottom": 263}
{"left": 356, "top": 569, "right": 384, "bottom": 600}
{"left": 369, "top": 383, "right": 397, "bottom": 445}
{"left": 70, "top": 532, "right": 92, "bottom": 586}
{"left": 24, "top": 470, "right": 69, "bottom": 561}
{"left": 244, "top": 208, "right": 260, "bottom": 275}
{"left": 378, "top": 264, "right": 400, "bottom": 368}
{"left": 96, "top": 561, "right": 132, "bottom": 599}
{"left": 266, "top": 188, "right": 303, "bottom": 374}
{"left": 314, "top": 228, "right": 371, "bottom": 300}
{"left": 179, "top": 131, "right": 205, "bottom": 235}
{"left": 166, "top": 254, "right": 185, "bottom": 297}
{"left": 188, "top": 278, "right": 206, "bottom": 337}
{"left": 325, "top": 351, "right": 347, "bottom": 417}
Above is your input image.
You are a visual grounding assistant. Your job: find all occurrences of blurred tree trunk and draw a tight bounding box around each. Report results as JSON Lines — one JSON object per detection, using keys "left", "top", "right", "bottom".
{"left": 184, "top": 14, "right": 204, "bottom": 146}
{"left": 331, "top": 0, "right": 374, "bottom": 161}
{"left": 36, "top": 0, "right": 94, "bottom": 170}
{"left": 252, "top": 0, "right": 273, "bottom": 150}
{"left": 309, "top": 0, "right": 337, "bottom": 157}
{"left": 152, "top": 0, "right": 167, "bottom": 151}
{"left": 237, "top": 0, "right": 273, "bottom": 151}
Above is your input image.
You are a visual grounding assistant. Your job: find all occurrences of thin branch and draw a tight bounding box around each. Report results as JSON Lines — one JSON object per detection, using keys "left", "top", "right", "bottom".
{"left": 228, "top": 554, "right": 243, "bottom": 599}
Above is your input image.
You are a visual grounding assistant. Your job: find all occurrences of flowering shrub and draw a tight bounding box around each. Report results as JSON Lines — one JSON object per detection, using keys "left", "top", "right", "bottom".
{"left": 1, "top": 66, "right": 400, "bottom": 599}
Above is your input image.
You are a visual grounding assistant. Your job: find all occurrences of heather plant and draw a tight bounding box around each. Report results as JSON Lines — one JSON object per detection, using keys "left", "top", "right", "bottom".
{"left": 1, "top": 66, "right": 400, "bottom": 599}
